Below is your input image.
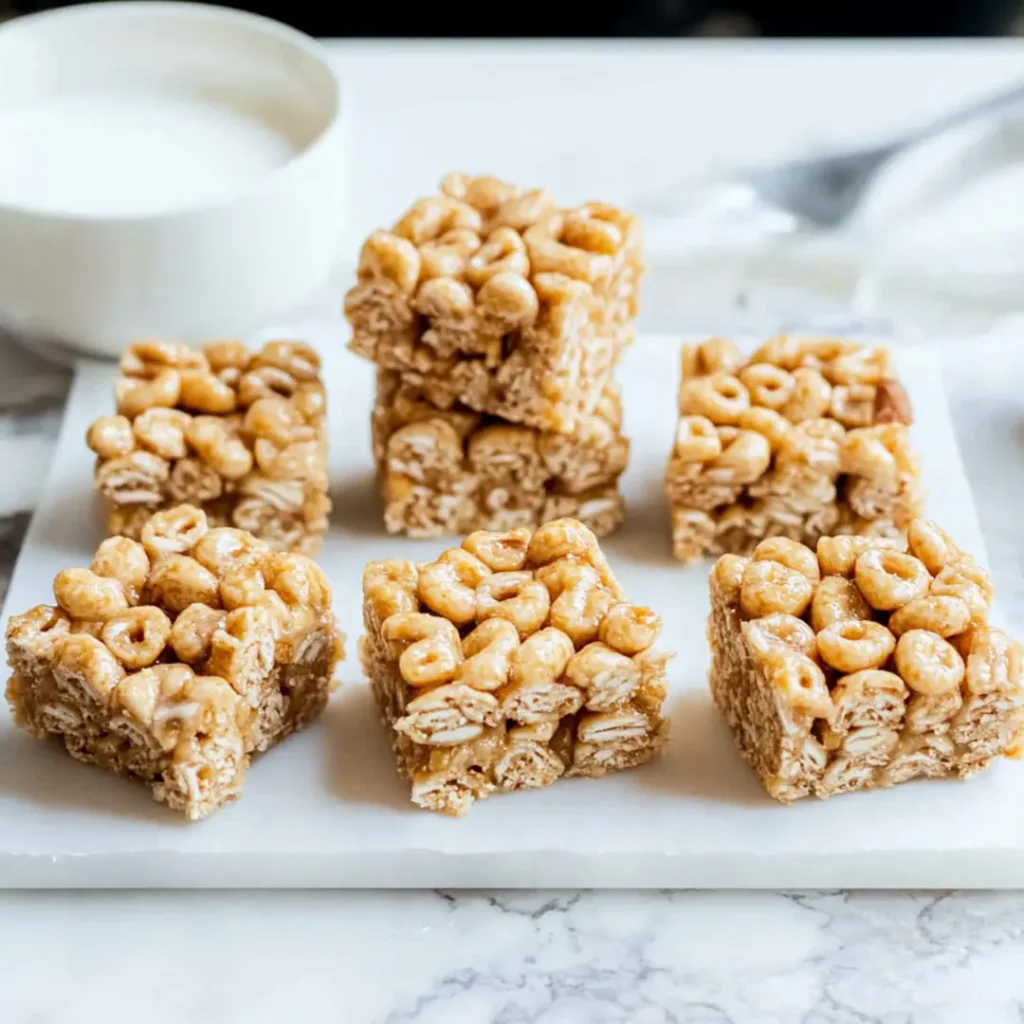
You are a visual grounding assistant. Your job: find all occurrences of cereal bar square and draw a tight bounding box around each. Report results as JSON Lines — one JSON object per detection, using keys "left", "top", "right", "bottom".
{"left": 371, "top": 371, "right": 628, "bottom": 538}
{"left": 360, "top": 518, "right": 670, "bottom": 815}
{"left": 707, "top": 522, "right": 1024, "bottom": 801}
{"left": 5, "top": 507, "right": 344, "bottom": 819}
{"left": 345, "top": 172, "right": 642, "bottom": 433}
{"left": 666, "top": 336, "right": 923, "bottom": 562}
{"left": 87, "top": 339, "right": 330, "bottom": 556}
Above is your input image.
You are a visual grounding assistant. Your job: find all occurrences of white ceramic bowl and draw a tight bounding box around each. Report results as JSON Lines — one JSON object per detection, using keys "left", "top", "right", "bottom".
{"left": 0, "top": 2, "right": 350, "bottom": 358}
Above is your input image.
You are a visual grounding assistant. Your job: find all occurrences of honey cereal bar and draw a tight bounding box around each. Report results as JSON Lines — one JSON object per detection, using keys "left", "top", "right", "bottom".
{"left": 707, "top": 521, "right": 1024, "bottom": 801}
{"left": 372, "top": 371, "right": 628, "bottom": 538}
{"left": 5, "top": 507, "right": 344, "bottom": 819}
{"left": 360, "top": 518, "right": 670, "bottom": 815}
{"left": 345, "top": 172, "right": 642, "bottom": 434}
{"left": 666, "top": 336, "right": 923, "bottom": 562}
{"left": 86, "top": 339, "right": 330, "bottom": 556}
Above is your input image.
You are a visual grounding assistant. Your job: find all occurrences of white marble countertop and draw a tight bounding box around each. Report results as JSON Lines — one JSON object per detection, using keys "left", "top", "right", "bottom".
{"left": 5, "top": 888, "right": 1024, "bottom": 1022}
{"left": 3, "top": 40, "right": 1024, "bottom": 1024}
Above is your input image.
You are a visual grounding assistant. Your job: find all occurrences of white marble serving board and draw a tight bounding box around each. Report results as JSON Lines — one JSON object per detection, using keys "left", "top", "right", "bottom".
{"left": 1, "top": 332, "right": 1020, "bottom": 889}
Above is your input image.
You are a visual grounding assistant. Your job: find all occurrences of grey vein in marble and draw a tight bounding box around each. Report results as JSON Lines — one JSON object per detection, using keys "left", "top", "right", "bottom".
{"left": 0, "top": 333, "right": 72, "bottom": 413}
{"left": 0, "top": 512, "right": 30, "bottom": 606}
{"left": 4, "top": 887, "right": 1024, "bottom": 1023}
{"left": 371, "top": 890, "right": 1024, "bottom": 1024}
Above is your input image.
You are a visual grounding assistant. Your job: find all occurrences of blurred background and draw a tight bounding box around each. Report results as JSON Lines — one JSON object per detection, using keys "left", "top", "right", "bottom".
{"left": 2, "top": 0, "right": 1024, "bottom": 35}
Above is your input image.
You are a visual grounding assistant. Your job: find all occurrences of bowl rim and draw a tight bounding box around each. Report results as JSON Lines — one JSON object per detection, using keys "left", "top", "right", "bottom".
{"left": 0, "top": 0, "right": 348, "bottom": 225}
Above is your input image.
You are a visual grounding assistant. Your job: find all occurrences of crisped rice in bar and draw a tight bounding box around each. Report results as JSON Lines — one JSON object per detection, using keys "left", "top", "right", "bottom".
{"left": 371, "top": 371, "right": 628, "bottom": 539}
{"left": 5, "top": 506, "right": 344, "bottom": 819}
{"left": 86, "top": 338, "right": 330, "bottom": 556}
{"left": 707, "top": 521, "right": 1024, "bottom": 802}
{"left": 345, "top": 172, "right": 642, "bottom": 434}
{"left": 666, "top": 336, "right": 923, "bottom": 562}
{"left": 360, "top": 518, "right": 671, "bottom": 815}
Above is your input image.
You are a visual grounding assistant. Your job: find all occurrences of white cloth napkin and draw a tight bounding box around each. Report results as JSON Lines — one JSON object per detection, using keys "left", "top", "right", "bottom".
{"left": 641, "top": 100, "right": 1024, "bottom": 336}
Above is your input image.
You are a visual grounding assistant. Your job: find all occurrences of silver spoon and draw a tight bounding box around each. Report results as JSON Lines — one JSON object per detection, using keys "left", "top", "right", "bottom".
{"left": 734, "top": 80, "right": 1024, "bottom": 231}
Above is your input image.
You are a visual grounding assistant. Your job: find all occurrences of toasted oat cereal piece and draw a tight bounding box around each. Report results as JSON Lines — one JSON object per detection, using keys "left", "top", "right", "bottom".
{"left": 5, "top": 507, "right": 344, "bottom": 819}
{"left": 344, "top": 173, "right": 642, "bottom": 434}
{"left": 372, "top": 371, "right": 628, "bottom": 538}
{"left": 360, "top": 518, "right": 670, "bottom": 815}
{"left": 86, "top": 339, "right": 331, "bottom": 556}
{"left": 706, "top": 520, "right": 1024, "bottom": 802}
{"left": 665, "top": 336, "right": 923, "bottom": 563}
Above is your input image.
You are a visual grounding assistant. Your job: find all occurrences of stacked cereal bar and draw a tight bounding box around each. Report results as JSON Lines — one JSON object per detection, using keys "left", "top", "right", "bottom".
{"left": 707, "top": 521, "right": 1023, "bottom": 801}
{"left": 666, "top": 336, "right": 922, "bottom": 562}
{"left": 86, "top": 339, "right": 330, "bottom": 555}
{"left": 360, "top": 518, "right": 670, "bottom": 814}
{"left": 345, "top": 172, "right": 642, "bottom": 538}
{"left": 5, "top": 507, "right": 344, "bottom": 819}
{"left": 372, "top": 371, "right": 628, "bottom": 537}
